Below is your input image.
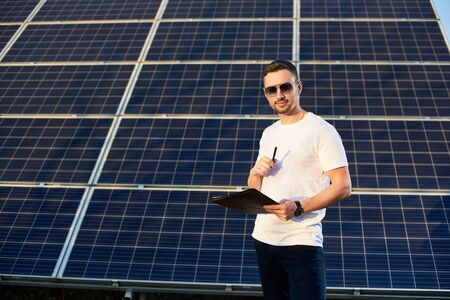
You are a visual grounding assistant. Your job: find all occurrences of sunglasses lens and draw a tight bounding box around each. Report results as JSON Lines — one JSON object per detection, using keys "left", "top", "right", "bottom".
{"left": 265, "top": 86, "right": 277, "bottom": 96}
{"left": 280, "top": 83, "right": 293, "bottom": 93}
{"left": 265, "top": 82, "right": 295, "bottom": 96}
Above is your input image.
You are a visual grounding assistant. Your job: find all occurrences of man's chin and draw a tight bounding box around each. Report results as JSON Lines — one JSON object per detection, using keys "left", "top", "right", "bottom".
{"left": 275, "top": 108, "right": 290, "bottom": 114}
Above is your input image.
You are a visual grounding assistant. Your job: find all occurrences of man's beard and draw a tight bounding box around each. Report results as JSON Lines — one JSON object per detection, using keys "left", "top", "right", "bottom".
{"left": 273, "top": 101, "right": 293, "bottom": 114}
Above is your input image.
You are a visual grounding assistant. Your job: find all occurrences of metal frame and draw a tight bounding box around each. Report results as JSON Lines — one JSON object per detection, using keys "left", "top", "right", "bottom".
{"left": 1, "top": 276, "right": 450, "bottom": 299}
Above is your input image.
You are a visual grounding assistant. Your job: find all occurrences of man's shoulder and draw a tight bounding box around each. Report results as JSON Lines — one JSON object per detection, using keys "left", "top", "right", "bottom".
{"left": 262, "top": 120, "right": 281, "bottom": 133}
{"left": 306, "top": 112, "right": 334, "bottom": 130}
{"left": 303, "top": 112, "right": 326, "bottom": 128}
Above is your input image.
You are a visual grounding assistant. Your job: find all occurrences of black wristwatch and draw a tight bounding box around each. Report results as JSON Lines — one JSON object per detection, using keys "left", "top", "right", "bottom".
{"left": 294, "top": 201, "right": 304, "bottom": 217}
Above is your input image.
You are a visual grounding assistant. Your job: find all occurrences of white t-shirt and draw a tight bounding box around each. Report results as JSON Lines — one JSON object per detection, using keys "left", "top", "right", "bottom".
{"left": 252, "top": 112, "right": 348, "bottom": 247}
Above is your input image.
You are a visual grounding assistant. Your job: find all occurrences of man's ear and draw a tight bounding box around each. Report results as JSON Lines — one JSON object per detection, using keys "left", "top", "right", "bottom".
{"left": 297, "top": 81, "right": 303, "bottom": 95}
{"left": 262, "top": 87, "right": 269, "bottom": 100}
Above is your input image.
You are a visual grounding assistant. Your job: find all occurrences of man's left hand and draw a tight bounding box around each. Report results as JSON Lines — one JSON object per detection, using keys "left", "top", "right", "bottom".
{"left": 263, "top": 200, "right": 297, "bottom": 221}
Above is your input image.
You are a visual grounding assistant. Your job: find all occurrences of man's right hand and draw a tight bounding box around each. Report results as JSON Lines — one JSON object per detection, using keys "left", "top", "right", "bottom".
{"left": 249, "top": 156, "right": 276, "bottom": 178}
{"left": 248, "top": 156, "right": 275, "bottom": 190}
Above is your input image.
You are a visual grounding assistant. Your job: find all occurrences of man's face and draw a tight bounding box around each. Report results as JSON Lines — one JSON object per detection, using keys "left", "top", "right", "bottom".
{"left": 263, "top": 69, "right": 302, "bottom": 115}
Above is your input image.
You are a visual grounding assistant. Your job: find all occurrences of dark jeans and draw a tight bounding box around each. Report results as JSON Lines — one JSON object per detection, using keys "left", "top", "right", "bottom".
{"left": 253, "top": 238, "right": 326, "bottom": 300}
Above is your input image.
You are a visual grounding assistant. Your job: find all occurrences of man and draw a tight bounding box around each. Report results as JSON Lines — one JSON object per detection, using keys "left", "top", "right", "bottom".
{"left": 248, "top": 60, "right": 352, "bottom": 300}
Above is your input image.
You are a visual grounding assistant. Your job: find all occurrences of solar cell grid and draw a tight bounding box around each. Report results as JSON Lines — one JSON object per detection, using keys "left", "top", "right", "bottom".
{"left": 147, "top": 21, "right": 292, "bottom": 61}
{"left": 163, "top": 0, "right": 293, "bottom": 18}
{"left": 99, "top": 118, "right": 262, "bottom": 186}
{"left": 33, "top": 0, "right": 160, "bottom": 21}
{"left": 337, "top": 120, "right": 450, "bottom": 190}
{"left": 300, "top": 0, "right": 436, "bottom": 18}
{"left": 0, "top": 187, "right": 84, "bottom": 276}
{"left": 0, "top": 65, "right": 134, "bottom": 114}
{"left": 0, "top": 118, "right": 112, "bottom": 184}
{"left": 2, "top": 23, "right": 152, "bottom": 62}
{"left": 323, "top": 194, "right": 450, "bottom": 289}
{"left": 299, "top": 21, "right": 450, "bottom": 62}
{"left": 63, "top": 189, "right": 259, "bottom": 283}
{"left": 0, "top": 25, "right": 20, "bottom": 54}
{"left": 126, "top": 64, "right": 274, "bottom": 115}
{"left": 299, "top": 64, "right": 450, "bottom": 117}
{"left": 0, "top": 0, "right": 39, "bottom": 22}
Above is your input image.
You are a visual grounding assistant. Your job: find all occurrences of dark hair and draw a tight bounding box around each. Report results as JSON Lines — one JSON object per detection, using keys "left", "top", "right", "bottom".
{"left": 262, "top": 60, "right": 299, "bottom": 83}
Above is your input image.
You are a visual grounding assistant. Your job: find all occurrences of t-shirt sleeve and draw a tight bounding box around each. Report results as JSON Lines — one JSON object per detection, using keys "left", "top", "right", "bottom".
{"left": 256, "top": 127, "right": 269, "bottom": 161}
{"left": 318, "top": 124, "right": 348, "bottom": 172}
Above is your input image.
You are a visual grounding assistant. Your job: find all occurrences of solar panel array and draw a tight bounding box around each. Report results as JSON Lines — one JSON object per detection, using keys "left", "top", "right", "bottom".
{"left": 0, "top": 0, "right": 449, "bottom": 297}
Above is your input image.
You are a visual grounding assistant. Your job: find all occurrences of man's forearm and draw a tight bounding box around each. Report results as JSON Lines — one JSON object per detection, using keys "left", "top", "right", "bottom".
{"left": 247, "top": 173, "right": 263, "bottom": 191}
{"left": 301, "top": 182, "right": 351, "bottom": 213}
{"left": 301, "top": 166, "right": 351, "bottom": 213}
{"left": 263, "top": 182, "right": 351, "bottom": 221}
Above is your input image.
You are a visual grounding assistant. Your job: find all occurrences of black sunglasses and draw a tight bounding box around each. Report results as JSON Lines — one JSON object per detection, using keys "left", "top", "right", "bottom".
{"left": 264, "top": 82, "right": 297, "bottom": 97}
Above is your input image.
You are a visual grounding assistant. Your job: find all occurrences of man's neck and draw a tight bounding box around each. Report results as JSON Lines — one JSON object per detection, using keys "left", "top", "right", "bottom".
{"left": 279, "top": 108, "right": 306, "bottom": 124}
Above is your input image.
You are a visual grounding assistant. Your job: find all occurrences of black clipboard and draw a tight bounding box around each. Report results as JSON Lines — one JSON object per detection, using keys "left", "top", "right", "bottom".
{"left": 211, "top": 188, "right": 279, "bottom": 214}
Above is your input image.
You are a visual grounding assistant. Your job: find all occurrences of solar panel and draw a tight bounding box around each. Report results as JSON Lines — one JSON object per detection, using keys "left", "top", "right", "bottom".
{"left": 61, "top": 190, "right": 450, "bottom": 290}
{"left": 300, "top": 0, "right": 436, "bottom": 18}
{"left": 324, "top": 194, "right": 450, "bottom": 289}
{"left": 2, "top": 23, "right": 152, "bottom": 62}
{"left": 299, "top": 21, "right": 450, "bottom": 62}
{"left": 126, "top": 64, "right": 273, "bottom": 115}
{"left": 98, "top": 118, "right": 449, "bottom": 190}
{"left": 335, "top": 119, "right": 449, "bottom": 190}
{"left": 299, "top": 64, "right": 450, "bottom": 117}
{"left": 98, "top": 118, "right": 262, "bottom": 186}
{"left": 0, "top": 65, "right": 134, "bottom": 115}
{"left": 33, "top": 0, "right": 160, "bottom": 21}
{"left": 62, "top": 189, "right": 259, "bottom": 283}
{"left": 147, "top": 21, "right": 292, "bottom": 61}
{"left": 0, "top": 25, "right": 20, "bottom": 53}
{"left": 0, "top": 0, "right": 39, "bottom": 22}
{"left": 163, "top": 0, "right": 293, "bottom": 18}
{"left": 0, "top": 118, "right": 112, "bottom": 184}
{"left": 0, "top": 187, "right": 84, "bottom": 276}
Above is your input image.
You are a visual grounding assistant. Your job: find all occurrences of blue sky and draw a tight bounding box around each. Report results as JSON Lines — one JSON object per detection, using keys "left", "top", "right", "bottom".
{"left": 434, "top": 0, "right": 450, "bottom": 42}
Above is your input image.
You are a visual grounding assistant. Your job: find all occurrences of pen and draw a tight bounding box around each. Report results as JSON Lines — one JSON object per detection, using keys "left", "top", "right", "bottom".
{"left": 272, "top": 146, "right": 277, "bottom": 163}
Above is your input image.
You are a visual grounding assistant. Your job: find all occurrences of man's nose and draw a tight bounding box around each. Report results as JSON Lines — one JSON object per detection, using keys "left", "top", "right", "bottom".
{"left": 276, "top": 88, "right": 285, "bottom": 99}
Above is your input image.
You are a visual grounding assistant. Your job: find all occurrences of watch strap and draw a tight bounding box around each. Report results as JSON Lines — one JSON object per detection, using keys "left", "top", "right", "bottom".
{"left": 294, "top": 201, "right": 304, "bottom": 217}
